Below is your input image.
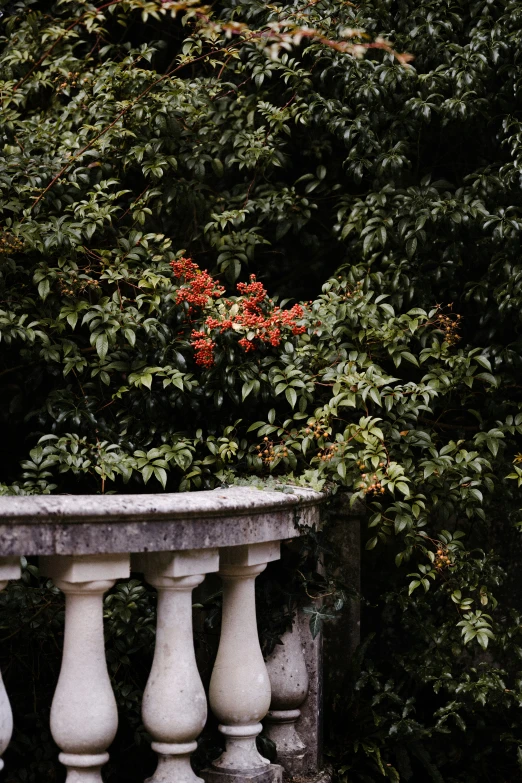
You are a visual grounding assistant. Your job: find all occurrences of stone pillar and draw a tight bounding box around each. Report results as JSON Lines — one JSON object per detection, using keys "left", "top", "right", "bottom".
{"left": 264, "top": 619, "right": 309, "bottom": 775}
{"left": 323, "top": 493, "right": 363, "bottom": 696}
{"left": 205, "top": 541, "right": 282, "bottom": 783}
{"left": 40, "top": 554, "right": 130, "bottom": 783}
{"left": 0, "top": 557, "right": 21, "bottom": 773}
{"left": 133, "top": 549, "right": 220, "bottom": 783}
{"left": 296, "top": 607, "right": 325, "bottom": 778}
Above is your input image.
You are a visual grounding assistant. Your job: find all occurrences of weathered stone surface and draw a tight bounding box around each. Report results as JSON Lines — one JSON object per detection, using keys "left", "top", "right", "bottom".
{"left": 140, "top": 552, "right": 215, "bottom": 783}
{"left": 264, "top": 622, "right": 309, "bottom": 776}
{"left": 283, "top": 766, "right": 332, "bottom": 783}
{"left": 0, "top": 556, "right": 21, "bottom": 583}
{"left": 209, "top": 548, "right": 276, "bottom": 775}
{"left": 287, "top": 620, "right": 333, "bottom": 783}
{"left": 0, "top": 487, "right": 323, "bottom": 556}
{"left": 0, "top": 578, "right": 14, "bottom": 772}
{"left": 296, "top": 608, "right": 323, "bottom": 776}
{"left": 38, "top": 556, "right": 125, "bottom": 782}
{"left": 202, "top": 763, "right": 283, "bottom": 783}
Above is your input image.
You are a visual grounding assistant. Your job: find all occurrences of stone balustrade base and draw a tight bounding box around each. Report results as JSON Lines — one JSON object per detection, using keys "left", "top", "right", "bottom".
{"left": 272, "top": 750, "right": 307, "bottom": 778}
{"left": 203, "top": 763, "right": 284, "bottom": 783}
{"left": 284, "top": 766, "right": 332, "bottom": 783}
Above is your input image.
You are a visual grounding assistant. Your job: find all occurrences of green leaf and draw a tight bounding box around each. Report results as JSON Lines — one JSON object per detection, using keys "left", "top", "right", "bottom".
{"left": 406, "top": 235, "right": 417, "bottom": 257}
{"left": 285, "top": 387, "right": 297, "bottom": 408}
{"left": 401, "top": 352, "right": 419, "bottom": 367}
{"left": 475, "top": 355, "right": 491, "bottom": 371}
{"left": 66, "top": 312, "right": 78, "bottom": 329}
{"left": 379, "top": 303, "right": 395, "bottom": 317}
{"left": 153, "top": 466, "right": 167, "bottom": 488}
{"left": 141, "top": 373, "right": 153, "bottom": 390}
{"left": 242, "top": 380, "right": 255, "bottom": 401}
{"left": 124, "top": 328, "right": 136, "bottom": 347}
{"left": 95, "top": 333, "right": 109, "bottom": 360}
{"left": 475, "top": 372, "right": 499, "bottom": 387}
{"left": 212, "top": 158, "right": 224, "bottom": 177}
{"left": 142, "top": 465, "right": 153, "bottom": 484}
{"left": 396, "top": 481, "right": 410, "bottom": 497}
{"left": 247, "top": 421, "right": 266, "bottom": 433}
{"left": 394, "top": 515, "right": 409, "bottom": 534}
{"left": 38, "top": 279, "right": 50, "bottom": 300}
{"left": 369, "top": 387, "right": 382, "bottom": 406}
{"left": 309, "top": 612, "right": 323, "bottom": 639}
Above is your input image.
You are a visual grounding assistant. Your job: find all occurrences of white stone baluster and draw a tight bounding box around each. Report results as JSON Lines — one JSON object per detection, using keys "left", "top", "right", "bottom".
{"left": 40, "top": 554, "right": 130, "bottom": 783}
{"left": 0, "top": 557, "right": 21, "bottom": 774}
{"left": 264, "top": 619, "right": 309, "bottom": 775}
{"left": 206, "top": 542, "right": 282, "bottom": 783}
{"left": 133, "top": 549, "right": 219, "bottom": 783}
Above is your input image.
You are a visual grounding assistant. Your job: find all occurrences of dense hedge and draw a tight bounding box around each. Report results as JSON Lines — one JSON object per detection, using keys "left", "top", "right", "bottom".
{"left": 2, "top": 0, "right": 522, "bottom": 780}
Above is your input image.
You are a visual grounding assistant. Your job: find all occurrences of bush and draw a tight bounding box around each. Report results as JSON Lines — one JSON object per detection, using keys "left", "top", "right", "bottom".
{"left": 2, "top": 0, "right": 522, "bottom": 780}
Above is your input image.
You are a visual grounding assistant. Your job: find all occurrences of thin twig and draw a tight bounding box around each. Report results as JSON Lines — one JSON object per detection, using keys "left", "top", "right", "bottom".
{"left": 0, "top": 363, "right": 26, "bottom": 379}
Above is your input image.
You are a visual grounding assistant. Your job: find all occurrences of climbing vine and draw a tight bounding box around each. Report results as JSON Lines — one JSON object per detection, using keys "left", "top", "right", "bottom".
{"left": 2, "top": 0, "right": 522, "bottom": 780}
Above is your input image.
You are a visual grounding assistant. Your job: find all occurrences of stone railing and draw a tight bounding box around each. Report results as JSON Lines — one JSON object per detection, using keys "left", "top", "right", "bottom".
{"left": 0, "top": 486, "right": 327, "bottom": 783}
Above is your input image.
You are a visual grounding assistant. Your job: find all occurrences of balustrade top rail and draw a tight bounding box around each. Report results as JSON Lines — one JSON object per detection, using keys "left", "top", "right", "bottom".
{"left": 0, "top": 485, "right": 324, "bottom": 556}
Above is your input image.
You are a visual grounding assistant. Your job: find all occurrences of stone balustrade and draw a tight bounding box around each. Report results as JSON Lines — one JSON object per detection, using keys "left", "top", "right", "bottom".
{"left": 0, "top": 485, "right": 326, "bottom": 783}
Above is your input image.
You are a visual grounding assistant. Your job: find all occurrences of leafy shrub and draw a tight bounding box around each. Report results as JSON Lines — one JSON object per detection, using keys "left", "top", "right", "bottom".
{"left": 2, "top": 0, "right": 522, "bottom": 780}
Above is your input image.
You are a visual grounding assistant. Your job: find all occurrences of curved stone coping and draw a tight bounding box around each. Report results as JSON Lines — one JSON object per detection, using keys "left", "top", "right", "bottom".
{"left": 0, "top": 486, "right": 324, "bottom": 556}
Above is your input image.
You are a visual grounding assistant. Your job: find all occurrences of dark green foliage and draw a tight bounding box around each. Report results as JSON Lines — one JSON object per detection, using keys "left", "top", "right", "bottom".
{"left": 2, "top": 0, "right": 522, "bottom": 780}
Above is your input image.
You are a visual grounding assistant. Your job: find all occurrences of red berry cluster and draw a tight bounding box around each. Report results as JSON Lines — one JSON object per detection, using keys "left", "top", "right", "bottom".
{"left": 190, "top": 331, "right": 215, "bottom": 368}
{"left": 171, "top": 261, "right": 306, "bottom": 368}
{"left": 171, "top": 257, "right": 225, "bottom": 309}
{"left": 213, "top": 275, "right": 306, "bottom": 354}
{"left": 236, "top": 277, "right": 266, "bottom": 309}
